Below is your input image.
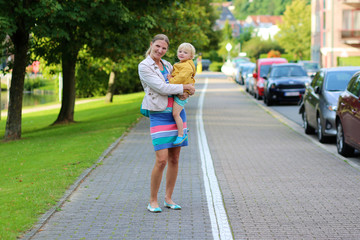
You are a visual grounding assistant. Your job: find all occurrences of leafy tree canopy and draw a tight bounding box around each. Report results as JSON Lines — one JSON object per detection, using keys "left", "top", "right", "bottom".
{"left": 275, "top": 0, "right": 311, "bottom": 60}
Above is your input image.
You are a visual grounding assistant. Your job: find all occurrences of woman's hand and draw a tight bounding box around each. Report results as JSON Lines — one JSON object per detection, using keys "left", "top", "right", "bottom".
{"left": 184, "top": 84, "right": 195, "bottom": 95}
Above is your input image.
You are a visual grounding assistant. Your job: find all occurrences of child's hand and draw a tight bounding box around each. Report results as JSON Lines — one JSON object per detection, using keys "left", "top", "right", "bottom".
{"left": 179, "top": 92, "right": 189, "bottom": 100}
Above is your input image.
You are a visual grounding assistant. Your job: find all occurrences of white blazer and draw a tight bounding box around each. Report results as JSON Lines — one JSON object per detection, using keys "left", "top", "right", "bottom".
{"left": 138, "top": 55, "right": 184, "bottom": 111}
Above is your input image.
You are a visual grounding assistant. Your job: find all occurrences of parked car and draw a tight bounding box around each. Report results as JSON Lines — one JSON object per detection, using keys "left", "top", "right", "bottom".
{"left": 252, "top": 58, "right": 288, "bottom": 100}
{"left": 236, "top": 62, "right": 255, "bottom": 85}
{"left": 194, "top": 59, "right": 212, "bottom": 71}
{"left": 298, "top": 60, "right": 320, "bottom": 77}
{"left": 299, "top": 67, "right": 360, "bottom": 143}
{"left": 221, "top": 60, "right": 236, "bottom": 78}
{"left": 247, "top": 74, "right": 256, "bottom": 95}
{"left": 336, "top": 71, "right": 360, "bottom": 157}
{"left": 263, "top": 63, "right": 311, "bottom": 106}
{"left": 201, "top": 59, "right": 211, "bottom": 71}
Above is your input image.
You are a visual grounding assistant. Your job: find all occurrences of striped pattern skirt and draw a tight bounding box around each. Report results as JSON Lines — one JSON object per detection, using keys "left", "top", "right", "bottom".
{"left": 149, "top": 96, "right": 188, "bottom": 151}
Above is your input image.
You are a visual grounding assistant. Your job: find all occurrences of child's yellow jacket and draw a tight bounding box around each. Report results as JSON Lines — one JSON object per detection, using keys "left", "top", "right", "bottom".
{"left": 169, "top": 59, "right": 196, "bottom": 85}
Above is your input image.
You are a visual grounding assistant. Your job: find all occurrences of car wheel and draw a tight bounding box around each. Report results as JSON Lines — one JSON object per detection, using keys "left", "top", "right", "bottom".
{"left": 336, "top": 121, "right": 354, "bottom": 157}
{"left": 255, "top": 91, "right": 261, "bottom": 100}
{"left": 303, "top": 111, "right": 315, "bottom": 134}
{"left": 265, "top": 94, "right": 272, "bottom": 106}
{"left": 316, "top": 115, "right": 327, "bottom": 143}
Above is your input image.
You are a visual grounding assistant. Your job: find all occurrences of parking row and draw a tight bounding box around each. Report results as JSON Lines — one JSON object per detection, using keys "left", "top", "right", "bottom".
{"left": 226, "top": 58, "right": 360, "bottom": 158}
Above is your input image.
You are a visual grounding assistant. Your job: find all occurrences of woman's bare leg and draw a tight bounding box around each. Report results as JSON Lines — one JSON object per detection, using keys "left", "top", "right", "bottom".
{"left": 165, "top": 146, "right": 181, "bottom": 205}
{"left": 150, "top": 149, "right": 168, "bottom": 208}
{"left": 173, "top": 102, "right": 184, "bottom": 137}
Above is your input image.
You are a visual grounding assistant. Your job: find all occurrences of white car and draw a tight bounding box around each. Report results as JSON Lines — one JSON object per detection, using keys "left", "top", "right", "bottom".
{"left": 221, "top": 60, "right": 236, "bottom": 79}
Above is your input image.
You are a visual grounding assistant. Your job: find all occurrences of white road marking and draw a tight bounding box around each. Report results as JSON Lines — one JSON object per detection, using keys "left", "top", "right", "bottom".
{"left": 196, "top": 78, "right": 233, "bottom": 240}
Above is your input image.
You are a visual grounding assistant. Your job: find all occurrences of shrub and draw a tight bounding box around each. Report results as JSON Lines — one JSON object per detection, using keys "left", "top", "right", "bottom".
{"left": 209, "top": 62, "right": 222, "bottom": 72}
{"left": 23, "top": 76, "right": 46, "bottom": 91}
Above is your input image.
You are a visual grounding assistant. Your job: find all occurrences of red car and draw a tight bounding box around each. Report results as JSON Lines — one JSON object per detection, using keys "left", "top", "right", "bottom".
{"left": 336, "top": 71, "right": 360, "bottom": 157}
{"left": 252, "top": 58, "right": 288, "bottom": 99}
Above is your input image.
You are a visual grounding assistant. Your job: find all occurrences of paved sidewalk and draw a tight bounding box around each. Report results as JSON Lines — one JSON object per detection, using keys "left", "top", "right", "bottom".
{"left": 27, "top": 82, "right": 213, "bottom": 239}
{"left": 27, "top": 74, "right": 360, "bottom": 239}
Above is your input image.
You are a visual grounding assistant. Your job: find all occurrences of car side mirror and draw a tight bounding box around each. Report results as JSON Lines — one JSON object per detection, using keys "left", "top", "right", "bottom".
{"left": 253, "top": 73, "right": 258, "bottom": 78}
{"left": 314, "top": 86, "right": 321, "bottom": 94}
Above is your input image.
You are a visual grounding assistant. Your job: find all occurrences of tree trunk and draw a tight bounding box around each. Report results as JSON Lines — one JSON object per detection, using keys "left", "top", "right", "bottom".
{"left": 52, "top": 46, "right": 78, "bottom": 125}
{"left": 4, "top": 27, "right": 29, "bottom": 141}
{"left": 105, "top": 71, "right": 116, "bottom": 103}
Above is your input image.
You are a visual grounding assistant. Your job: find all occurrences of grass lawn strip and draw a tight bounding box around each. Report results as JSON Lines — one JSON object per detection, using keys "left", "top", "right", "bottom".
{"left": 0, "top": 92, "right": 144, "bottom": 239}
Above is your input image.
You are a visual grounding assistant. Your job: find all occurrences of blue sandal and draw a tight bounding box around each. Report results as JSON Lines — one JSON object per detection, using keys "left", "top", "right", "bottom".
{"left": 147, "top": 204, "right": 162, "bottom": 213}
{"left": 173, "top": 134, "right": 188, "bottom": 145}
{"left": 164, "top": 201, "right": 181, "bottom": 210}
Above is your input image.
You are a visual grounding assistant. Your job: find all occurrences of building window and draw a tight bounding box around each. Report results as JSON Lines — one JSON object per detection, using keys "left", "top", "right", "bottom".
{"left": 323, "top": 12, "right": 326, "bottom": 30}
{"left": 342, "top": 10, "right": 360, "bottom": 38}
{"left": 323, "top": 32, "right": 326, "bottom": 46}
{"left": 343, "top": 10, "right": 360, "bottom": 30}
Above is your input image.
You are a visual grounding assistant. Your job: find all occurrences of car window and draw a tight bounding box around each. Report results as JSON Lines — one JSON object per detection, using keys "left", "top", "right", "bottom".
{"left": 325, "top": 71, "right": 356, "bottom": 91}
{"left": 289, "top": 66, "right": 307, "bottom": 76}
{"left": 270, "top": 66, "right": 307, "bottom": 78}
{"left": 303, "top": 62, "right": 320, "bottom": 71}
{"left": 260, "top": 65, "right": 271, "bottom": 77}
{"left": 348, "top": 74, "right": 360, "bottom": 97}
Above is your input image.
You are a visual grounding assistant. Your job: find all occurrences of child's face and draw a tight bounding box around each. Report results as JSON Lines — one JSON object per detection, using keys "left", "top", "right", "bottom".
{"left": 177, "top": 48, "right": 192, "bottom": 62}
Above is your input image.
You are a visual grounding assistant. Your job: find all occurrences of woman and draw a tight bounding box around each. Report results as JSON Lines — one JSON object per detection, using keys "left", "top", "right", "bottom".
{"left": 138, "top": 34, "right": 195, "bottom": 213}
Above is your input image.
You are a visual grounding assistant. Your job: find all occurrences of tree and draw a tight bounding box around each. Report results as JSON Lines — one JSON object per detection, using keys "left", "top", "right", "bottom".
{"left": 275, "top": 0, "right": 311, "bottom": 60}
{"left": 0, "top": 0, "right": 57, "bottom": 140}
{"left": 233, "top": 0, "right": 296, "bottom": 20}
{"left": 242, "top": 37, "right": 284, "bottom": 61}
{"left": 151, "top": 0, "right": 217, "bottom": 61}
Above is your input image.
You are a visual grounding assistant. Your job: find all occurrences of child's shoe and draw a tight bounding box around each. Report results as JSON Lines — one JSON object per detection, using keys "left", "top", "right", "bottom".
{"left": 173, "top": 134, "right": 188, "bottom": 145}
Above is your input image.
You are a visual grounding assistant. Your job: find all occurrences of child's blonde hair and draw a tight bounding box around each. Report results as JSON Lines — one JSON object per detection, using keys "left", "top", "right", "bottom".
{"left": 178, "top": 43, "right": 196, "bottom": 59}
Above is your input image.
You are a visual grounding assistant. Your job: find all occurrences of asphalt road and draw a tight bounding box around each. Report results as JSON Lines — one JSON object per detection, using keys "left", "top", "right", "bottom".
{"left": 241, "top": 83, "right": 360, "bottom": 170}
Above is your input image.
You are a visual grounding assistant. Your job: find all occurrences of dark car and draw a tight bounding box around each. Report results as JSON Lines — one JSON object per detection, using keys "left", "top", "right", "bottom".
{"left": 252, "top": 58, "right": 288, "bottom": 100}
{"left": 263, "top": 63, "right": 311, "bottom": 106}
{"left": 300, "top": 67, "right": 360, "bottom": 143}
{"left": 194, "top": 59, "right": 211, "bottom": 71}
{"left": 336, "top": 71, "right": 360, "bottom": 157}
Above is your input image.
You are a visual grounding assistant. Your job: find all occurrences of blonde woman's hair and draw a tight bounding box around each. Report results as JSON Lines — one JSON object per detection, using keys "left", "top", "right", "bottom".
{"left": 145, "top": 34, "right": 170, "bottom": 57}
{"left": 178, "top": 43, "right": 196, "bottom": 59}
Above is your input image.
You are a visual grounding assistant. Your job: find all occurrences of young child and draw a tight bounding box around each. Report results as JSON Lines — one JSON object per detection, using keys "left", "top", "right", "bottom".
{"left": 169, "top": 43, "right": 196, "bottom": 145}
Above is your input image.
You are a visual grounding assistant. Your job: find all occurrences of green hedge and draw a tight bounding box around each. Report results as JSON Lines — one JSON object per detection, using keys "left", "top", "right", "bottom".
{"left": 338, "top": 56, "right": 360, "bottom": 66}
{"left": 209, "top": 62, "right": 222, "bottom": 72}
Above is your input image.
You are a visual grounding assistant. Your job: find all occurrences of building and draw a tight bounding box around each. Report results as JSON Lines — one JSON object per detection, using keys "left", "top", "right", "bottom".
{"left": 243, "top": 15, "right": 282, "bottom": 40}
{"left": 311, "top": 0, "right": 360, "bottom": 67}
{"left": 213, "top": 2, "right": 242, "bottom": 38}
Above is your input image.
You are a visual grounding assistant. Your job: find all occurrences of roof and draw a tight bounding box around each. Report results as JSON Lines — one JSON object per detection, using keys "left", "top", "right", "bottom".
{"left": 322, "top": 66, "right": 360, "bottom": 72}
{"left": 257, "top": 58, "right": 288, "bottom": 64}
{"left": 219, "top": 6, "right": 237, "bottom": 21}
{"left": 246, "top": 15, "right": 282, "bottom": 26}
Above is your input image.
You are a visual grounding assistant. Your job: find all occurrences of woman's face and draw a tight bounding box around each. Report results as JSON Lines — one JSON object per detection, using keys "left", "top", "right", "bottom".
{"left": 150, "top": 40, "right": 168, "bottom": 61}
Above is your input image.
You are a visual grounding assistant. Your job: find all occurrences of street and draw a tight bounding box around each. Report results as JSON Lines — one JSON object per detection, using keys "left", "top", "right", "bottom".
{"left": 244, "top": 82, "right": 360, "bottom": 170}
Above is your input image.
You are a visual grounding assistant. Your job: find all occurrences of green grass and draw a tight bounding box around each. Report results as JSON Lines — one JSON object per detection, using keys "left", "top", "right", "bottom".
{"left": 0, "top": 92, "right": 144, "bottom": 239}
